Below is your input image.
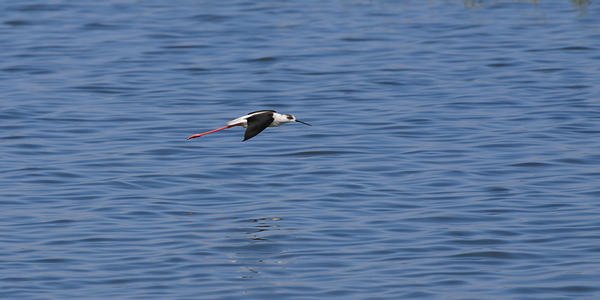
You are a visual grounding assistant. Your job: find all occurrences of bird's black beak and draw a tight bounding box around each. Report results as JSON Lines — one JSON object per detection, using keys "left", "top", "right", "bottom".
{"left": 296, "top": 120, "right": 311, "bottom": 126}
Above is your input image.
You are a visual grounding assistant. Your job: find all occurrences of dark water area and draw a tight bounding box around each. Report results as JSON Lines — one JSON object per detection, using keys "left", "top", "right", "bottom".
{"left": 1, "top": 1, "right": 599, "bottom": 299}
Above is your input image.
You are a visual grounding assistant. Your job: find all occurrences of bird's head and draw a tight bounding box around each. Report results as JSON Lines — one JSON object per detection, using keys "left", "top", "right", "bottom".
{"left": 284, "top": 114, "right": 311, "bottom": 126}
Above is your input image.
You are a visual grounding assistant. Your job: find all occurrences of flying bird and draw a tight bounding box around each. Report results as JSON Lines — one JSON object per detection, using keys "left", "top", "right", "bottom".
{"left": 187, "top": 110, "right": 311, "bottom": 141}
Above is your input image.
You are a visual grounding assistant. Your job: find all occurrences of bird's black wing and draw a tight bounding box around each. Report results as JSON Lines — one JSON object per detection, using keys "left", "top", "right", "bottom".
{"left": 244, "top": 113, "right": 274, "bottom": 141}
{"left": 247, "top": 109, "right": 276, "bottom": 115}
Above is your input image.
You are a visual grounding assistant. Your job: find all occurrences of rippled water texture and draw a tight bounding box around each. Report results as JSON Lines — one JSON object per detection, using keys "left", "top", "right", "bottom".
{"left": 1, "top": 1, "right": 600, "bottom": 299}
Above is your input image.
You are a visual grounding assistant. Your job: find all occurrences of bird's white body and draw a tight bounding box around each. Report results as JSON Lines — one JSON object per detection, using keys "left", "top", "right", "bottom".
{"left": 227, "top": 111, "right": 294, "bottom": 128}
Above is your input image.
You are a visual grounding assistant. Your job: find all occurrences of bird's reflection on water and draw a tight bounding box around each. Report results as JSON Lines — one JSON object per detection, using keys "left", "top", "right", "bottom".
{"left": 248, "top": 217, "right": 282, "bottom": 240}
{"left": 231, "top": 217, "right": 285, "bottom": 279}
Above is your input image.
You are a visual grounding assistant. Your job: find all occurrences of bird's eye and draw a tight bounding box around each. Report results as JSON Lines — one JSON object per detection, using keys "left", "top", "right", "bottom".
{"left": 286, "top": 115, "right": 293, "bottom": 120}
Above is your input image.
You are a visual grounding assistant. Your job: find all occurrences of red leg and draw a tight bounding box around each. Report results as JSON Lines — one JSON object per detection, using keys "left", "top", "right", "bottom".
{"left": 187, "top": 123, "right": 242, "bottom": 140}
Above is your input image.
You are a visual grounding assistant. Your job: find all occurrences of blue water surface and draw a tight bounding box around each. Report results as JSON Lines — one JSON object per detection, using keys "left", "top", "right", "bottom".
{"left": 1, "top": 1, "right": 600, "bottom": 299}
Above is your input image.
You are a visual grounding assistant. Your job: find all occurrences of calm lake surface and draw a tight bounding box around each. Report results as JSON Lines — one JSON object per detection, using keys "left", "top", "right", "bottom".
{"left": 1, "top": 1, "right": 599, "bottom": 299}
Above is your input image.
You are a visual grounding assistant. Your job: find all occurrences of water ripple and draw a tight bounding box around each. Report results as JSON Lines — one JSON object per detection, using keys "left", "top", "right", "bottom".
{"left": 1, "top": 1, "right": 599, "bottom": 299}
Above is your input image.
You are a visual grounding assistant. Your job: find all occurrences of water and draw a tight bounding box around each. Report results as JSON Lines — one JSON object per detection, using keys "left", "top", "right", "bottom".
{"left": 1, "top": 1, "right": 599, "bottom": 299}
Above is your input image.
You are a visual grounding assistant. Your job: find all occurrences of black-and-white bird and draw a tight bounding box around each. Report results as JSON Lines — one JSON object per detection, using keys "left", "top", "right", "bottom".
{"left": 187, "top": 110, "right": 311, "bottom": 141}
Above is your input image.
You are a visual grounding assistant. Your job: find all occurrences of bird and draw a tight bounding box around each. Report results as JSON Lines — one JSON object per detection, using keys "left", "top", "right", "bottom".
{"left": 187, "top": 110, "right": 311, "bottom": 141}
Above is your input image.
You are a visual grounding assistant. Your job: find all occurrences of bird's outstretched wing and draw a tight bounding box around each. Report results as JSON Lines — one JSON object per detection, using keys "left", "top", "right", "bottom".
{"left": 247, "top": 109, "right": 276, "bottom": 115}
{"left": 244, "top": 113, "right": 274, "bottom": 141}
